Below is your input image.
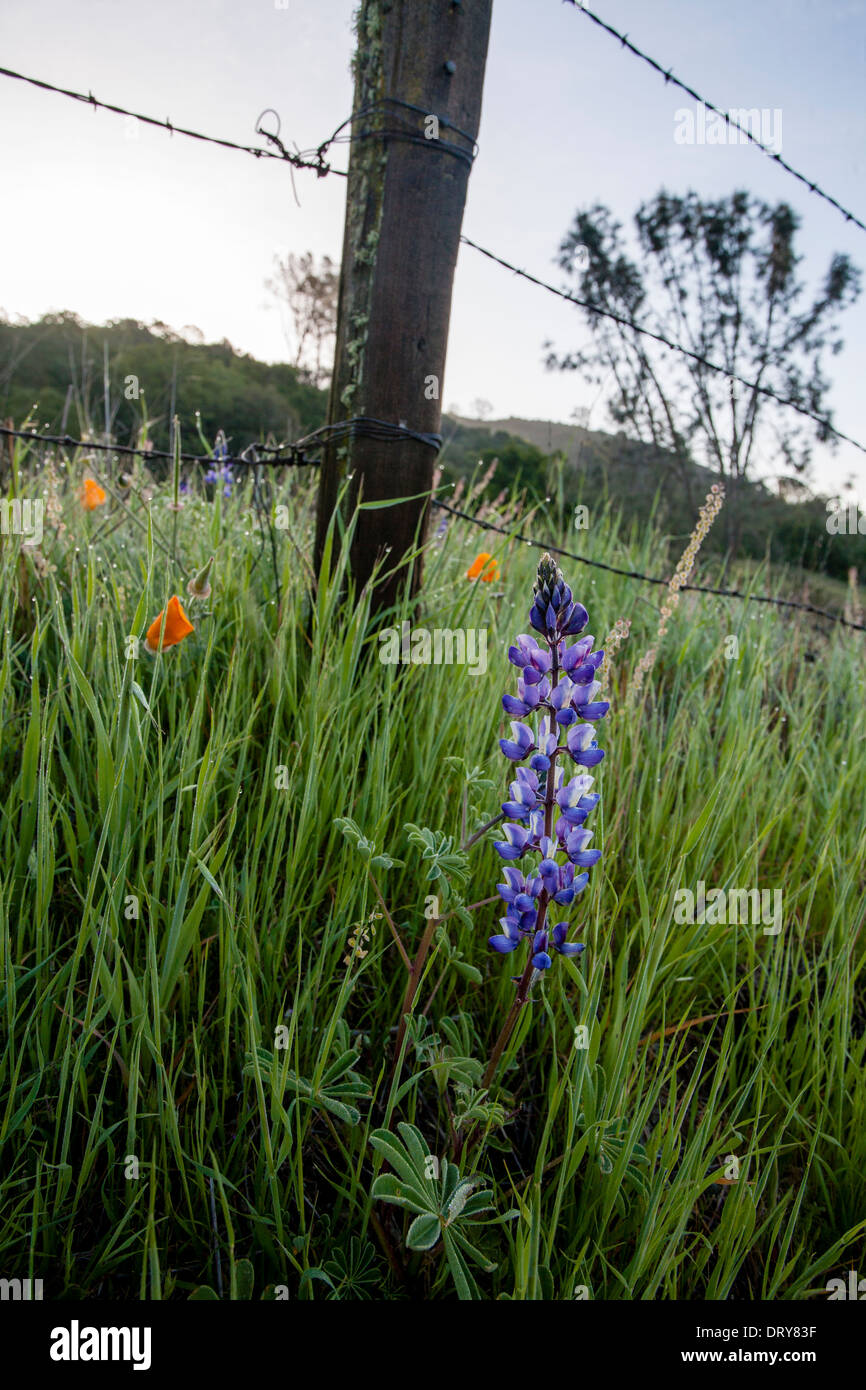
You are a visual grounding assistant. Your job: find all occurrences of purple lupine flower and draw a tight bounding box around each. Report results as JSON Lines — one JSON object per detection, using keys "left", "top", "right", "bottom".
{"left": 499, "top": 721, "right": 535, "bottom": 761}
{"left": 492, "top": 822, "right": 533, "bottom": 860}
{"left": 489, "top": 918, "right": 522, "bottom": 954}
{"left": 550, "top": 922, "right": 585, "bottom": 958}
{"left": 204, "top": 431, "right": 233, "bottom": 496}
{"left": 487, "top": 553, "right": 608, "bottom": 975}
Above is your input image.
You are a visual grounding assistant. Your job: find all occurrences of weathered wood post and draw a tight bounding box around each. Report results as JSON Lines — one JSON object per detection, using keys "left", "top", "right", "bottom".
{"left": 314, "top": 0, "right": 493, "bottom": 612}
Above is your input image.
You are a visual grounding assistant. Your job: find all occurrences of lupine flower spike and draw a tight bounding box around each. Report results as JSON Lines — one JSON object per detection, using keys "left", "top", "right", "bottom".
{"left": 482, "top": 554, "right": 608, "bottom": 1086}
{"left": 144, "top": 595, "right": 195, "bottom": 653}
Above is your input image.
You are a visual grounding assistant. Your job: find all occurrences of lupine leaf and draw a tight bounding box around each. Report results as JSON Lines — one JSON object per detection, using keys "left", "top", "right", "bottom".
{"left": 407, "top": 1213, "right": 442, "bottom": 1251}
{"left": 370, "top": 1174, "right": 430, "bottom": 1212}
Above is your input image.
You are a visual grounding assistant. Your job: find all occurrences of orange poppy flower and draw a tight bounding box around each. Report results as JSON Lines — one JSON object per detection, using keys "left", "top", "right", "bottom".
{"left": 80, "top": 477, "right": 107, "bottom": 510}
{"left": 145, "top": 595, "right": 195, "bottom": 652}
{"left": 467, "top": 552, "right": 499, "bottom": 582}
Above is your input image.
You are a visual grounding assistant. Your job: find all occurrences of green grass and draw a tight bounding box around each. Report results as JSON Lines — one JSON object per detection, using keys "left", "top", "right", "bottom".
{"left": 1, "top": 441, "right": 864, "bottom": 1301}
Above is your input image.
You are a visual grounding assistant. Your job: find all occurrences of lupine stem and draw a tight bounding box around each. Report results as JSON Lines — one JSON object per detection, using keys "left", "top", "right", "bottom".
{"left": 366, "top": 870, "right": 412, "bottom": 972}
{"left": 461, "top": 810, "right": 504, "bottom": 852}
{"left": 480, "top": 936, "right": 539, "bottom": 1090}
{"left": 389, "top": 910, "right": 440, "bottom": 1085}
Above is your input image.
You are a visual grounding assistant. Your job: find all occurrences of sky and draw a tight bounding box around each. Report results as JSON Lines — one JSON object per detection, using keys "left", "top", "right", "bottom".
{"left": 1, "top": 0, "right": 864, "bottom": 501}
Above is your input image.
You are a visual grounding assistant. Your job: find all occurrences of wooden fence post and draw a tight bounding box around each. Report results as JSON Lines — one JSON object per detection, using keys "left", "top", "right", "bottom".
{"left": 314, "top": 0, "right": 493, "bottom": 612}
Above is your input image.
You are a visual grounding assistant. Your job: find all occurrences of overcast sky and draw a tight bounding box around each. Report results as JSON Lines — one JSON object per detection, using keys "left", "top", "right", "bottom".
{"left": 1, "top": 0, "right": 864, "bottom": 500}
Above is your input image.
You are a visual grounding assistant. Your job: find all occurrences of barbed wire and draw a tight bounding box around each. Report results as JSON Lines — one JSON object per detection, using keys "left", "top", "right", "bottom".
{"left": 6, "top": 59, "right": 860, "bottom": 459}
{"left": 0, "top": 418, "right": 443, "bottom": 467}
{"left": 459, "top": 234, "right": 866, "bottom": 457}
{"left": 293, "top": 418, "right": 443, "bottom": 454}
{"left": 562, "top": 2, "right": 866, "bottom": 236}
{"left": 0, "top": 65, "right": 479, "bottom": 178}
{"left": 1, "top": 49, "right": 861, "bottom": 635}
{"left": 0, "top": 426, "right": 315, "bottom": 469}
{"left": 4, "top": 428, "right": 860, "bottom": 631}
{"left": 0, "top": 65, "right": 345, "bottom": 177}
{"left": 432, "top": 499, "right": 866, "bottom": 633}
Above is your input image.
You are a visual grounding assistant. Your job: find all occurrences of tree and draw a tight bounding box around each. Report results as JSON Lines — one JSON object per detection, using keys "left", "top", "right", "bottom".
{"left": 266, "top": 251, "right": 339, "bottom": 388}
{"left": 545, "top": 190, "right": 860, "bottom": 550}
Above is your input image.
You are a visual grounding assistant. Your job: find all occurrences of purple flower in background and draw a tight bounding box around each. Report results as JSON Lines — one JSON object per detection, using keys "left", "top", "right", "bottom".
{"left": 487, "top": 553, "right": 608, "bottom": 976}
{"left": 204, "top": 431, "right": 233, "bottom": 496}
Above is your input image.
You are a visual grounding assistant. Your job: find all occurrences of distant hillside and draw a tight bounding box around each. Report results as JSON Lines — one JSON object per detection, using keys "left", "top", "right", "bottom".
{"left": 0, "top": 313, "right": 328, "bottom": 455}
{"left": 442, "top": 414, "right": 866, "bottom": 583}
{"left": 449, "top": 414, "right": 598, "bottom": 462}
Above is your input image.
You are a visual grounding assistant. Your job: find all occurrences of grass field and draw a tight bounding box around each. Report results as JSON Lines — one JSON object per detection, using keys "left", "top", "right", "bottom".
{"left": 1, "top": 441, "right": 864, "bottom": 1301}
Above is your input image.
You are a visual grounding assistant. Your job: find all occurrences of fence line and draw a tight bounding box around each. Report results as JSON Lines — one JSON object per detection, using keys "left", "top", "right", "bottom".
{"left": 2, "top": 45, "right": 863, "bottom": 635}
{"left": 4, "top": 425, "right": 860, "bottom": 633}
{"left": 0, "top": 420, "right": 441, "bottom": 468}
{"left": 432, "top": 499, "right": 866, "bottom": 633}
{"left": 4, "top": 61, "right": 863, "bottom": 456}
{"left": 0, "top": 426, "right": 316, "bottom": 469}
{"left": 0, "top": 64, "right": 344, "bottom": 176}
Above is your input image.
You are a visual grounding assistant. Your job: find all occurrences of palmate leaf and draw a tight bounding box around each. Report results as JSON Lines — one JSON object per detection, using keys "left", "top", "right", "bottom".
{"left": 334, "top": 817, "right": 403, "bottom": 870}
{"left": 448, "top": 1225, "right": 497, "bottom": 1275}
{"left": 442, "top": 1230, "right": 481, "bottom": 1301}
{"left": 369, "top": 1126, "right": 430, "bottom": 1190}
{"left": 404, "top": 824, "right": 471, "bottom": 889}
{"left": 368, "top": 1122, "right": 497, "bottom": 1298}
{"left": 446, "top": 1178, "right": 481, "bottom": 1221}
{"left": 244, "top": 1048, "right": 370, "bottom": 1127}
{"left": 459, "top": 1190, "right": 498, "bottom": 1220}
{"left": 400, "top": 1118, "right": 438, "bottom": 1177}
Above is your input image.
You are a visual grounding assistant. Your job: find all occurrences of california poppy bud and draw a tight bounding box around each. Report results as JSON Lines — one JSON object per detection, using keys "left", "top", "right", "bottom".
{"left": 187, "top": 556, "right": 214, "bottom": 602}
